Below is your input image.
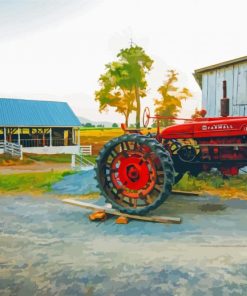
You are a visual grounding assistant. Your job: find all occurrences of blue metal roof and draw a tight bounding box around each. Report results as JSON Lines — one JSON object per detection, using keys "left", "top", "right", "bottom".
{"left": 0, "top": 98, "right": 81, "bottom": 127}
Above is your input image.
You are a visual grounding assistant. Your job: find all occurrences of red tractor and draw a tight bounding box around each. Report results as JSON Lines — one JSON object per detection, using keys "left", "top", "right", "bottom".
{"left": 95, "top": 81, "right": 247, "bottom": 214}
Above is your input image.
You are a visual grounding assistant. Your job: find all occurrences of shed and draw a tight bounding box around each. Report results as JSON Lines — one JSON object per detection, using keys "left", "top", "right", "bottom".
{"left": 0, "top": 98, "right": 81, "bottom": 154}
{"left": 194, "top": 56, "right": 247, "bottom": 117}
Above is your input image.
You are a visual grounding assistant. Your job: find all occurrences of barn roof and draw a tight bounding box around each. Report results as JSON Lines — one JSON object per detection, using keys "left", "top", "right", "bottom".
{"left": 0, "top": 98, "right": 81, "bottom": 127}
{"left": 194, "top": 56, "right": 247, "bottom": 88}
{"left": 195, "top": 56, "right": 247, "bottom": 74}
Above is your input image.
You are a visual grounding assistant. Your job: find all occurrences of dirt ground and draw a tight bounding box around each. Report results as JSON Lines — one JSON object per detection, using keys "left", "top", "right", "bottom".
{"left": 1, "top": 194, "right": 247, "bottom": 295}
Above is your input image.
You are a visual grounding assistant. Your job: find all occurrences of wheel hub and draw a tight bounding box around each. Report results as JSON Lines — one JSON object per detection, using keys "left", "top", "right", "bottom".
{"left": 110, "top": 150, "right": 157, "bottom": 198}
{"left": 127, "top": 165, "right": 140, "bottom": 181}
{"left": 118, "top": 156, "right": 149, "bottom": 189}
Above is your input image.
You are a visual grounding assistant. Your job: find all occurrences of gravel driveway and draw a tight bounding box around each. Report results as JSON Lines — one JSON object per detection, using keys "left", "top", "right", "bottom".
{"left": 1, "top": 191, "right": 247, "bottom": 296}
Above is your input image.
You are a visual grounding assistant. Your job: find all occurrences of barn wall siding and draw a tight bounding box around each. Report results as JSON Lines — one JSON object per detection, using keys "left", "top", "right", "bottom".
{"left": 207, "top": 72, "right": 217, "bottom": 117}
{"left": 201, "top": 62, "right": 247, "bottom": 117}
{"left": 216, "top": 68, "right": 224, "bottom": 116}
{"left": 202, "top": 74, "right": 208, "bottom": 111}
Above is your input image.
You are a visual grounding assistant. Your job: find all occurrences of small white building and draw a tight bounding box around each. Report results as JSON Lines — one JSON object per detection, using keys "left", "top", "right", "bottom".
{"left": 194, "top": 56, "right": 247, "bottom": 117}
{"left": 0, "top": 98, "right": 81, "bottom": 154}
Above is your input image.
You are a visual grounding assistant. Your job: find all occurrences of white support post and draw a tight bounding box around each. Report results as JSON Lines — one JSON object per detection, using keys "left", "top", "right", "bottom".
{"left": 71, "top": 154, "right": 75, "bottom": 169}
{"left": 77, "top": 128, "right": 80, "bottom": 146}
{"left": 4, "top": 127, "right": 6, "bottom": 143}
{"left": 72, "top": 128, "right": 75, "bottom": 144}
{"left": 18, "top": 128, "right": 20, "bottom": 145}
{"left": 20, "top": 145, "right": 23, "bottom": 160}
{"left": 50, "top": 128, "right": 52, "bottom": 146}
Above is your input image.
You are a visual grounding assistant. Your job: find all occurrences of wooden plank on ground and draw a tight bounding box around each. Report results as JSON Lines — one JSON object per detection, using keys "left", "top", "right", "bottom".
{"left": 171, "top": 190, "right": 199, "bottom": 196}
{"left": 63, "top": 199, "right": 181, "bottom": 224}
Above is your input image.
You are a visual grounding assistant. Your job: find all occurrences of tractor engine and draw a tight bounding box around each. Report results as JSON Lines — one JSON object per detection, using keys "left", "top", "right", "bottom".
{"left": 198, "top": 136, "right": 247, "bottom": 176}
{"left": 161, "top": 127, "right": 247, "bottom": 182}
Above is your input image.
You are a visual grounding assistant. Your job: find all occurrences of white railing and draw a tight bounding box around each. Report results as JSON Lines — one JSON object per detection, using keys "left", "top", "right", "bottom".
{"left": 4, "top": 141, "right": 23, "bottom": 160}
{"left": 80, "top": 145, "right": 92, "bottom": 155}
{"left": 71, "top": 154, "right": 94, "bottom": 171}
{"left": 0, "top": 141, "right": 4, "bottom": 149}
{"left": 19, "top": 138, "right": 76, "bottom": 147}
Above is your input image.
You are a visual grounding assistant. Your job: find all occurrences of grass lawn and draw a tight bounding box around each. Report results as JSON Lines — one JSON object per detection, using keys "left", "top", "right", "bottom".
{"left": 0, "top": 154, "right": 96, "bottom": 166}
{"left": 0, "top": 167, "right": 246, "bottom": 199}
{"left": 0, "top": 171, "right": 75, "bottom": 194}
{"left": 27, "top": 153, "right": 72, "bottom": 163}
{"left": 175, "top": 172, "right": 247, "bottom": 198}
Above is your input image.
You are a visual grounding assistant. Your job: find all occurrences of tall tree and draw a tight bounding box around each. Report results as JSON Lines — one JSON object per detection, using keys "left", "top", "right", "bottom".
{"left": 117, "top": 46, "right": 153, "bottom": 128}
{"left": 154, "top": 70, "right": 192, "bottom": 126}
{"left": 95, "top": 62, "right": 144, "bottom": 126}
{"left": 95, "top": 45, "right": 153, "bottom": 128}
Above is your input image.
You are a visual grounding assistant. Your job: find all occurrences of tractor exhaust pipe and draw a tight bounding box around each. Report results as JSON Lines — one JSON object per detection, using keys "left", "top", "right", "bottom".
{"left": 221, "top": 80, "right": 229, "bottom": 117}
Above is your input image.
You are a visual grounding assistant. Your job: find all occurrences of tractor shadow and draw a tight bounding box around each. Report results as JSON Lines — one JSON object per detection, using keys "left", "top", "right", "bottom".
{"left": 198, "top": 203, "right": 227, "bottom": 212}
{"left": 151, "top": 194, "right": 228, "bottom": 218}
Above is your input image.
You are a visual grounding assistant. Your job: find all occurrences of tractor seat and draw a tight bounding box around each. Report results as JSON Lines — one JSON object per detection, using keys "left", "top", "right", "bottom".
{"left": 121, "top": 123, "right": 142, "bottom": 134}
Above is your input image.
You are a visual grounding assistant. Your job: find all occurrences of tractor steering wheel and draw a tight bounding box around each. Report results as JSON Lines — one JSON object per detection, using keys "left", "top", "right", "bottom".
{"left": 143, "top": 107, "right": 150, "bottom": 128}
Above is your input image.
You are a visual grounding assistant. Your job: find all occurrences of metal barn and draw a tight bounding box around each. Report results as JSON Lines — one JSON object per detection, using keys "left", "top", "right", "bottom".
{"left": 0, "top": 98, "right": 81, "bottom": 154}
{"left": 194, "top": 56, "right": 247, "bottom": 117}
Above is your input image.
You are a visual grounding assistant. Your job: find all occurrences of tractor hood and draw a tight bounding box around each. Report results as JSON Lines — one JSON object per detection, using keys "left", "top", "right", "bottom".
{"left": 160, "top": 116, "right": 247, "bottom": 139}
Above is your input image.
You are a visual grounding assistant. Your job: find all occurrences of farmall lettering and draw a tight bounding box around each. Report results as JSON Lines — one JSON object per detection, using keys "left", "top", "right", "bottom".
{"left": 201, "top": 124, "right": 234, "bottom": 131}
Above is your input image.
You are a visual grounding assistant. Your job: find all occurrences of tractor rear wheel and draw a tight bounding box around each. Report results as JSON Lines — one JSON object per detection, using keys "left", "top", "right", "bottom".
{"left": 95, "top": 134, "right": 175, "bottom": 215}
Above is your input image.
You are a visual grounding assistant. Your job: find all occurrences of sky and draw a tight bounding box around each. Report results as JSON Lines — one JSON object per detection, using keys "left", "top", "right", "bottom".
{"left": 0, "top": 0, "right": 247, "bottom": 123}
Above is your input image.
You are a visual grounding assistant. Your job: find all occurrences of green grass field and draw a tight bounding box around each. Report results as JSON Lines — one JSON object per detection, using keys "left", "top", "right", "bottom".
{"left": 27, "top": 154, "right": 72, "bottom": 163}
{"left": 0, "top": 153, "right": 96, "bottom": 165}
{"left": 0, "top": 171, "right": 75, "bottom": 193}
{"left": 175, "top": 172, "right": 247, "bottom": 198}
{"left": 80, "top": 127, "right": 121, "bottom": 131}
{"left": 0, "top": 167, "right": 247, "bottom": 198}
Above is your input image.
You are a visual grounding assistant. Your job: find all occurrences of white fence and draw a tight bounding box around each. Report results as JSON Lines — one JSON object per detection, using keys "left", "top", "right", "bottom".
{"left": 2, "top": 141, "right": 23, "bottom": 159}
{"left": 80, "top": 145, "right": 92, "bottom": 156}
{"left": 71, "top": 154, "right": 94, "bottom": 171}
{"left": 71, "top": 145, "right": 94, "bottom": 170}
{"left": 0, "top": 140, "right": 23, "bottom": 159}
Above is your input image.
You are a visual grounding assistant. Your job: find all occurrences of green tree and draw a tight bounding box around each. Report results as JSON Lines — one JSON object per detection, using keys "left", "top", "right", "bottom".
{"left": 95, "top": 62, "right": 136, "bottom": 126}
{"left": 154, "top": 70, "right": 192, "bottom": 127}
{"left": 117, "top": 46, "right": 153, "bottom": 128}
{"left": 112, "top": 123, "right": 118, "bottom": 127}
{"left": 95, "top": 45, "right": 153, "bottom": 128}
{"left": 84, "top": 122, "right": 95, "bottom": 127}
{"left": 95, "top": 71, "right": 138, "bottom": 126}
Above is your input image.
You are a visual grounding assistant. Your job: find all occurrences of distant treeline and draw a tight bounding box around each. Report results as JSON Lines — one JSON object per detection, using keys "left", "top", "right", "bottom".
{"left": 81, "top": 123, "right": 119, "bottom": 128}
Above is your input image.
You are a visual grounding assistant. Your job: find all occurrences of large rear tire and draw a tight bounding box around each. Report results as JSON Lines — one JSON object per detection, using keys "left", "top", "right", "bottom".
{"left": 95, "top": 134, "right": 175, "bottom": 215}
